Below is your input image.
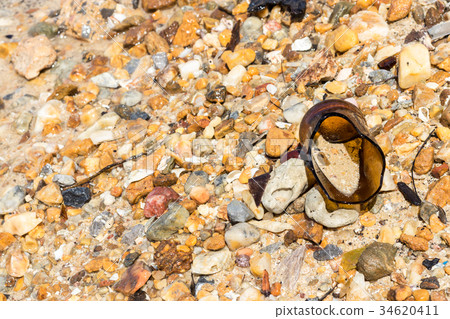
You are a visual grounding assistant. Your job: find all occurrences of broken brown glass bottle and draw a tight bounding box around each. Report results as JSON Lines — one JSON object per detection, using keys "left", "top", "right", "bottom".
{"left": 298, "top": 99, "right": 385, "bottom": 204}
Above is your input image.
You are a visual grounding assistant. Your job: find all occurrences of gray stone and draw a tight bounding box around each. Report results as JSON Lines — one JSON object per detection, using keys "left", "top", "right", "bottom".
{"left": 192, "top": 138, "right": 214, "bottom": 157}
{"left": 52, "top": 174, "right": 76, "bottom": 187}
{"left": 357, "top": 242, "right": 397, "bottom": 281}
{"left": 122, "top": 224, "right": 145, "bottom": 245}
{"left": 283, "top": 103, "right": 308, "bottom": 124}
{"left": 305, "top": 187, "right": 359, "bottom": 228}
{"left": 145, "top": 203, "right": 190, "bottom": 241}
{"left": 261, "top": 158, "right": 308, "bottom": 214}
{"left": 0, "top": 186, "right": 26, "bottom": 215}
{"left": 28, "top": 22, "right": 58, "bottom": 38}
{"left": 227, "top": 199, "right": 255, "bottom": 224}
{"left": 184, "top": 170, "right": 209, "bottom": 194}
{"left": 120, "top": 90, "right": 142, "bottom": 107}
{"left": 89, "top": 211, "right": 114, "bottom": 237}
{"left": 152, "top": 52, "right": 169, "bottom": 70}
{"left": 91, "top": 72, "right": 119, "bottom": 88}
{"left": 260, "top": 242, "right": 283, "bottom": 254}
{"left": 241, "top": 16, "right": 263, "bottom": 42}
{"left": 369, "top": 70, "right": 394, "bottom": 83}
{"left": 428, "top": 21, "right": 450, "bottom": 41}
{"left": 224, "top": 222, "right": 260, "bottom": 250}
{"left": 313, "top": 244, "right": 343, "bottom": 261}
{"left": 419, "top": 201, "right": 447, "bottom": 224}
{"left": 124, "top": 58, "right": 140, "bottom": 75}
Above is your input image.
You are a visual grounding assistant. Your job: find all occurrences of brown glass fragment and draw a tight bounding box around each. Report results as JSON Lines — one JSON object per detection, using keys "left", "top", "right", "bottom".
{"left": 298, "top": 99, "right": 385, "bottom": 204}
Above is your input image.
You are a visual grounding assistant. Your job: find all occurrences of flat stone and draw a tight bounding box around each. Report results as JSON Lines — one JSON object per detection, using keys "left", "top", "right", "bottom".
{"left": 313, "top": 244, "right": 343, "bottom": 261}
{"left": 304, "top": 188, "right": 359, "bottom": 228}
{"left": 261, "top": 158, "right": 308, "bottom": 214}
{"left": 145, "top": 203, "right": 190, "bottom": 241}
{"left": 62, "top": 187, "right": 91, "bottom": 208}
{"left": 227, "top": 199, "right": 255, "bottom": 224}
{"left": 91, "top": 72, "right": 119, "bottom": 88}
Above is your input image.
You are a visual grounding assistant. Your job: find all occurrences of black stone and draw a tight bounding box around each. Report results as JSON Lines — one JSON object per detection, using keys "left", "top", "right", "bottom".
{"left": 248, "top": 172, "right": 271, "bottom": 206}
{"left": 62, "top": 187, "right": 91, "bottom": 208}
{"left": 206, "top": 85, "right": 226, "bottom": 103}
{"left": 422, "top": 258, "right": 440, "bottom": 270}
{"left": 129, "top": 289, "right": 147, "bottom": 301}
{"left": 248, "top": 0, "right": 306, "bottom": 17}
{"left": 130, "top": 111, "right": 150, "bottom": 121}
{"left": 313, "top": 244, "right": 343, "bottom": 261}
{"left": 420, "top": 276, "right": 440, "bottom": 290}
{"left": 100, "top": 8, "right": 115, "bottom": 20}
{"left": 397, "top": 182, "right": 422, "bottom": 206}
{"left": 124, "top": 252, "right": 140, "bottom": 267}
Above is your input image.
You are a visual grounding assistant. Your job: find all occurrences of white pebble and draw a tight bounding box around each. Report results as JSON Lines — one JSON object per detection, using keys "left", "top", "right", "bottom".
{"left": 291, "top": 37, "right": 312, "bottom": 51}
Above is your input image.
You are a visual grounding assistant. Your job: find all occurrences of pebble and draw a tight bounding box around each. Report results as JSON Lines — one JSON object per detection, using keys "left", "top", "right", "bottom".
{"left": 122, "top": 224, "right": 145, "bottom": 245}
{"left": 313, "top": 244, "right": 343, "bottom": 261}
{"left": 265, "top": 127, "right": 295, "bottom": 157}
{"left": 387, "top": 0, "right": 412, "bottom": 22}
{"left": 283, "top": 102, "right": 308, "bottom": 124}
{"left": 238, "top": 287, "right": 264, "bottom": 301}
{"left": 114, "top": 261, "right": 151, "bottom": 295}
{"left": 349, "top": 11, "right": 389, "bottom": 43}
{"left": 412, "top": 6, "right": 425, "bottom": 24}
{"left": 334, "top": 25, "right": 358, "bottom": 53}
{"left": 304, "top": 188, "right": 359, "bottom": 228}
{"left": 11, "top": 35, "right": 57, "bottom": 80}
{"left": 28, "top": 22, "right": 59, "bottom": 38}
{"left": 0, "top": 232, "right": 16, "bottom": 251}
{"left": 250, "top": 252, "right": 271, "bottom": 278}
{"left": 184, "top": 171, "right": 209, "bottom": 194}
{"left": 356, "top": 242, "right": 397, "bottom": 281}
{"left": 191, "top": 248, "right": 231, "bottom": 275}
{"left": 223, "top": 65, "right": 247, "bottom": 87}
{"left": 398, "top": 43, "right": 431, "bottom": 89}
{"left": 227, "top": 199, "right": 255, "bottom": 224}
{"left": 35, "top": 183, "right": 63, "bottom": 206}
{"left": 419, "top": 201, "right": 445, "bottom": 225}
{"left": 145, "top": 203, "right": 190, "bottom": 241}
{"left": 291, "top": 37, "right": 312, "bottom": 52}
{"left": 224, "top": 222, "right": 260, "bottom": 250}
{"left": 161, "top": 281, "right": 193, "bottom": 301}
{"left": 346, "top": 272, "right": 371, "bottom": 301}
{"left": 0, "top": 186, "right": 26, "bottom": 214}
{"left": 262, "top": 158, "right": 308, "bottom": 214}
{"left": 145, "top": 31, "right": 169, "bottom": 54}
{"left": 52, "top": 174, "right": 75, "bottom": 187}
{"left": 1, "top": 211, "right": 42, "bottom": 236}
{"left": 89, "top": 211, "right": 114, "bottom": 238}
{"left": 120, "top": 90, "right": 142, "bottom": 107}
{"left": 178, "top": 59, "right": 201, "bottom": 80}
{"left": 143, "top": 187, "right": 180, "bottom": 218}
{"left": 369, "top": 70, "right": 394, "bottom": 83}
{"left": 420, "top": 276, "right": 440, "bottom": 290}
{"left": 413, "top": 147, "right": 434, "bottom": 174}
{"left": 388, "top": 285, "right": 412, "bottom": 301}
{"left": 400, "top": 234, "right": 429, "bottom": 251}
{"left": 241, "top": 16, "right": 263, "bottom": 42}
{"left": 91, "top": 72, "right": 119, "bottom": 88}
{"left": 189, "top": 186, "right": 210, "bottom": 204}
{"left": 152, "top": 52, "right": 169, "bottom": 69}
{"left": 6, "top": 250, "right": 29, "bottom": 277}
{"left": 413, "top": 289, "right": 430, "bottom": 301}
{"left": 426, "top": 175, "right": 450, "bottom": 208}
{"left": 62, "top": 187, "right": 91, "bottom": 208}
{"left": 203, "top": 233, "right": 226, "bottom": 251}
{"left": 222, "top": 49, "right": 256, "bottom": 70}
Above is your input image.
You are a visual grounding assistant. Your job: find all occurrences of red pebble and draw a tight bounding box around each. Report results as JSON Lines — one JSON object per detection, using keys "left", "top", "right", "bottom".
{"left": 431, "top": 163, "right": 448, "bottom": 179}
{"left": 143, "top": 187, "right": 180, "bottom": 218}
